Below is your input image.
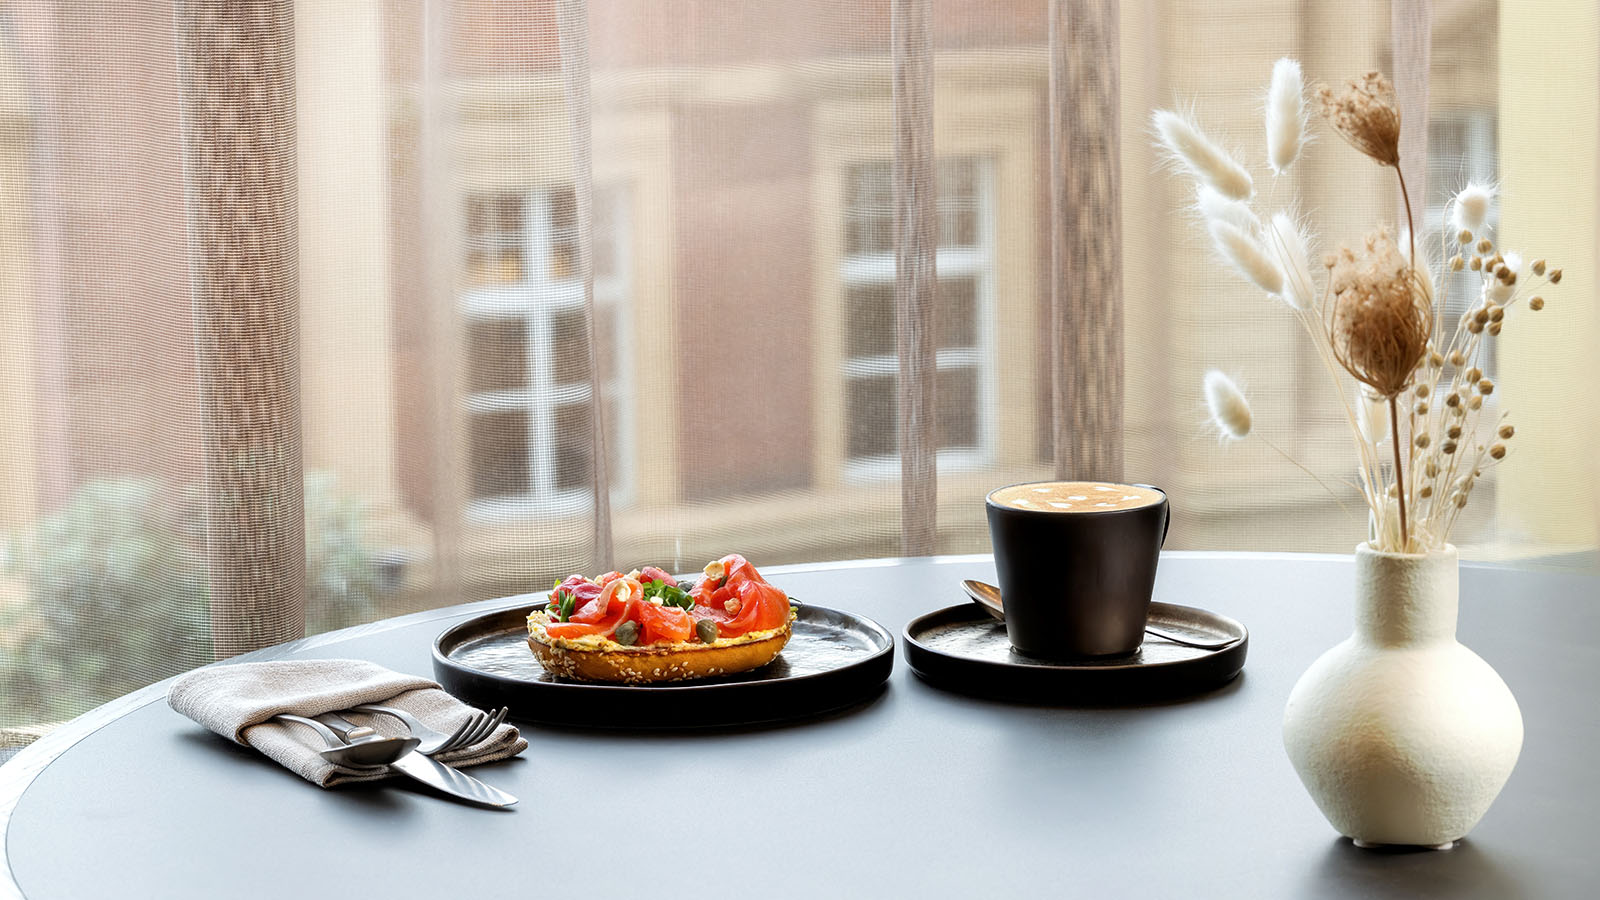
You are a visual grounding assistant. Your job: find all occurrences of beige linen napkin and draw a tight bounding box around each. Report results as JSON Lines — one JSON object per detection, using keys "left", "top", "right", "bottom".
{"left": 168, "top": 659, "right": 527, "bottom": 787}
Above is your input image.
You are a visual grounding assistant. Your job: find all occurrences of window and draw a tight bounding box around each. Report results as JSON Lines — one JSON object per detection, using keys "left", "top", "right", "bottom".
{"left": 840, "top": 157, "right": 994, "bottom": 475}
{"left": 461, "top": 186, "right": 629, "bottom": 514}
{"left": 1428, "top": 112, "right": 1498, "bottom": 376}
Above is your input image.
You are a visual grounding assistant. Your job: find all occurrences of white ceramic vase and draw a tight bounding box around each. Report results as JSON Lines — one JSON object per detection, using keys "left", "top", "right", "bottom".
{"left": 1282, "top": 543, "right": 1523, "bottom": 849}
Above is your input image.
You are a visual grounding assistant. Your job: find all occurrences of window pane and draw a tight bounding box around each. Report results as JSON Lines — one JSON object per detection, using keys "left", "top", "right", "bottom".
{"left": 847, "top": 375, "right": 896, "bottom": 459}
{"left": 468, "top": 410, "right": 530, "bottom": 500}
{"left": 550, "top": 186, "right": 578, "bottom": 280}
{"left": 845, "top": 283, "right": 894, "bottom": 359}
{"left": 938, "top": 276, "right": 978, "bottom": 350}
{"left": 550, "top": 308, "right": 592, "bottom": 388}
{"left": 937, "top": 158, "right": 980, "bottom": 248}
{"left": 937, "top": 366, "right": 979, "bottom": 450}
{"left": 553, "top": 402, "right": 593, "bottom": 492}
{"left": 464, "top": 318, "right": 528, "bottom": 394}
{"left": 464, "top": 193, "right": 522, "bottom": 286}
{"left": 845, "top": 162, "right": 892, "bottom": 255}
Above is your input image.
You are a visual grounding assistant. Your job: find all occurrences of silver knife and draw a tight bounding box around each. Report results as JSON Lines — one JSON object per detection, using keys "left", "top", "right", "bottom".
{"left": 317, "top": 712, "right": 518, "bottom": 808}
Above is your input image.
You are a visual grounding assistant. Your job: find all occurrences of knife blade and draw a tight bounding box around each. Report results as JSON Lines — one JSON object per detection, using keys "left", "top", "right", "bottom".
{"left": 387, "top": 750, "right": 519, "bottom": 808}
{"left": 316, "top": 710, "right": 517, "bottom": 808}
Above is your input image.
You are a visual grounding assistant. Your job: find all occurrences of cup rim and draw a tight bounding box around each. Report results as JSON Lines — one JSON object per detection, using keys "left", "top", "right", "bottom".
{"left": 984, "top": 480, "right": 1167, "bottom": 513}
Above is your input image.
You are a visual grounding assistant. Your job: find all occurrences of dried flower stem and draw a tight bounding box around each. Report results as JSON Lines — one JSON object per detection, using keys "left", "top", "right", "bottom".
{"left": 1388, "top": 396, "right": 1408, "bottom": 548}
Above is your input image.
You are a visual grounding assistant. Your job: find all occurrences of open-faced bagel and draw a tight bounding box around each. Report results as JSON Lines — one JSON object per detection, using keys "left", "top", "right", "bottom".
{"left": 526, "top": 612, "right": 792, "bottom": 684}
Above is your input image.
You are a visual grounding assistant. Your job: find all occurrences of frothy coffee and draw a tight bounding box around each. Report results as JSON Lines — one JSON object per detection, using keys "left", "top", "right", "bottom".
{"left": 989, "top": 481, "right": 1164, "bottom": 513}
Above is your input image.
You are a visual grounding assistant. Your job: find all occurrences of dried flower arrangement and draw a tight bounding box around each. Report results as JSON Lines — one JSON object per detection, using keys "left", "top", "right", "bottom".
{"left": 1155, "top": 62, "right": 1564, "bottom": 554}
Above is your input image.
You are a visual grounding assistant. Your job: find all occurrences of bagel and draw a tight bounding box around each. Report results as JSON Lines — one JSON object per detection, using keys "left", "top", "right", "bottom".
{"left": 526, "top": 610, "right": 793, "bottom": 684}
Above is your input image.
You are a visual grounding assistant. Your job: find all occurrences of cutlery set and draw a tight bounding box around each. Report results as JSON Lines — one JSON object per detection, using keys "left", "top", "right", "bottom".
{"left": 275, "top": 704, "right": 516, "bottom": 808}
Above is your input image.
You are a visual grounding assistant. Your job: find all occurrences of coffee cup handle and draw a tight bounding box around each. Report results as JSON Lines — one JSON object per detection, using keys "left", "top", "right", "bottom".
{"left": 1134, "top": 483, "right": 1170, "bottom": 547}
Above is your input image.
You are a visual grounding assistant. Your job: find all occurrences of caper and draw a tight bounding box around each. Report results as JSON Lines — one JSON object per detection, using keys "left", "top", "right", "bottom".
{"left": 695, "top": 619, "right": 718, "bottom": 644}
{"left": 614, "top": 621, "right": 640, "bottom": 646}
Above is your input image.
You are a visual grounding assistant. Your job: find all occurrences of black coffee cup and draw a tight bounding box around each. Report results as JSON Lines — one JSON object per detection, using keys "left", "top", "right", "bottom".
{"left": 985, "top": 481, "right": 1171, "bottom": 659}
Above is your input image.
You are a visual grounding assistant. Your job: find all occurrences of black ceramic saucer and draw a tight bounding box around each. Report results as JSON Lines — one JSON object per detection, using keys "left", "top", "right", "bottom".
{"left": 902, "top": 601, "right": 1247, "bottom": 702}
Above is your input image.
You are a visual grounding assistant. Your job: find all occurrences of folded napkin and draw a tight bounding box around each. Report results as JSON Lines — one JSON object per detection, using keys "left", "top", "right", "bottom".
{"left": 169, "top": 659, "right": 527, "bottom": 787}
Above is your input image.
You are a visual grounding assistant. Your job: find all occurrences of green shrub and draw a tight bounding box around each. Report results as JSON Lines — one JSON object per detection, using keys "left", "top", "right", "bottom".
{"left": 1, "top": 473, "right": 388, "bottom": 727}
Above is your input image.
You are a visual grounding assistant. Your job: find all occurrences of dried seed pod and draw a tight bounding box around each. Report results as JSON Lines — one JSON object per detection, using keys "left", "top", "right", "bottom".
{"left": 1425, "top": 459, "right": 1440, "bottom": 477}
{"left": 1495, "top": 266, "right": 1513, "bottom": 283}
{"left": 1414, "top": 433, "right": 1431, "bottom": 449}
{"left": 1532, "top": 258, "right": 1547, "bottom": 275}
{"left": 1429, "top": 350, "right": 1444, "bottom": 367}
{"left": 1473, "top": 308, "right": 1490, "bottom": 325}
{"left": 1387, "top": 483, "right": 1399, "bottom": 498}
{"left": 1447, "top": 425, "right": 1461, "bottom": 440}
{"left": 1416, "top": 383, "right": 1431, "bottom": 398}
{"left": 1466, "top": 367, "right": 1483, "bottom": 383}
{"left": 1489, "top": 306, "right": 1505, "bottom": 323}
{"left": 1442, "top": 440, "right": 1458, "bottom": 455}
{"left": 1530, "top": 296, "right": 1545, "bottom": 311}
{"left": 1550, "top": 269, "right": 1563, "bottom": 284}
{"left": 1478, "top": 378, "right": 1495, "bottom": 395}
{"left": 1414, "top": 401, "right": 1429, "bottom": 416}
{"left": 1469, "top": 256, "right": 1483, "bottom": 271}
{"left": 1458, "top": 229, "right": 1473, "bottom": 244}
{"left": 1467, "top": 318, "right": 1484, "bottom": 334}
{"left": 1476, "top": 238, "right": 1493, "bottom": 254}
{"left": 1469, "top": 395, "right": 1484, "bottom": 410}
{"left": 1420, "top": 484, "right": 1433, "bottom": 499}
{"left": 1498, "top": 424, "right": 1515, "bottom": 439}
{"left": 1456, "top": 492, "right": 1469, "bottom": 508}
{"left": 1445, "top": 392, "right": 1461, "bottom": 408}
{"left": 1449, "top": 350, "right": 1466, "bottom": 367}
{"left": 1450, "top": 255, "right": 1465, "bottom": 271}
{"left": 1488, "top": 321, "right": 1502, "bottom": 337}
{"left": 1489, "top": 443, "right": 1506, "bottom": 460}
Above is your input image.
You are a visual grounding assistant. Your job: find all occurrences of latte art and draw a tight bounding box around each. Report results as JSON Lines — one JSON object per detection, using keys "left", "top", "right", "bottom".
{"left": 989, "top": 481, "right": 1164, "bottom": 512}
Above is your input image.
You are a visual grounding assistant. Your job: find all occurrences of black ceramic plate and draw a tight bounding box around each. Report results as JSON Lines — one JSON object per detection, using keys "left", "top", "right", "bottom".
{"left": 434, "top": 603, "right": 894, "bottom": 728}
{"left": 903, "top": 601, "right": 1247, "bottom": 703}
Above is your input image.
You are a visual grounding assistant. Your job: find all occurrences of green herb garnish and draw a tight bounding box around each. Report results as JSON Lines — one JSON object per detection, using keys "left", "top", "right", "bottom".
{"left": 641, "top": 578, "right": 694, "bottom": 611}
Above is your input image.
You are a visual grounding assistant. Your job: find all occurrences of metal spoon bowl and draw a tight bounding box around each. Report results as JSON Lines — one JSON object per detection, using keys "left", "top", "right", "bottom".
{"left": 275, "top": 713, "right": 420, "bottom": 768}
{"left": 960, "top": 579, "right": 1237, "bottom": 651}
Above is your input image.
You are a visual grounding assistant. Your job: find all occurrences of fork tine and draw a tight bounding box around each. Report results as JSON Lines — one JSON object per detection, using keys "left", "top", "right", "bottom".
{"left": 436, "top": 713, "right": 481, "bottom": 755}
{"left": 460, "top": 707, "right": 501, "bottom": 749}
{"left": 455, "top": 713, "right": 491, "bottom": 750}
{"left": 477, "top": 707, "right": 508, "bottom": 743}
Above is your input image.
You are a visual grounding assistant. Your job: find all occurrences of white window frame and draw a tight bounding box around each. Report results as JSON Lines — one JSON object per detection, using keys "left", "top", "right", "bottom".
{"left": 840, "top": 158, "right": 997, "bottom": 482}
{"left": 462, "top": 187, "right": 632, "bottom": 519}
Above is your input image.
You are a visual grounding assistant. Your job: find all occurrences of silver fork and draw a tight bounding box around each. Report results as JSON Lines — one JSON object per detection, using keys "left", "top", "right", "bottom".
{"left": 352, "top": 704, "right": 507, "bottom": 755}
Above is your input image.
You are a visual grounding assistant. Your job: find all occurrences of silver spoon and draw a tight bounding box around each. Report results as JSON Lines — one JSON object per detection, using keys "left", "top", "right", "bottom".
{"left": 960, "top": 580, "right": 1237, "bottom": 651}
{"left": 275, "top": 713, "right": 420, "bottom": 768}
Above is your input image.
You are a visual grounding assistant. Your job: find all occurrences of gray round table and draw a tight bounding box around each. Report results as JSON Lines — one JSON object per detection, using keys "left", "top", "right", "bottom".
{"left": 2, "top": 553, "right": 1596, "bottom": 899}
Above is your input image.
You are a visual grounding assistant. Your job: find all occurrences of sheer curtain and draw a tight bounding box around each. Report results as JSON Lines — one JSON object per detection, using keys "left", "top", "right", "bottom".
{"left": 1, "top": 0, "right": 1595, "bottom": 744}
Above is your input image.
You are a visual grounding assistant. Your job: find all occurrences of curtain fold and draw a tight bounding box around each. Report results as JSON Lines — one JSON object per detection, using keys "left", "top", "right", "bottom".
{"left": 173, "top": 0, "right": 307, "bottom": 656}
{"left": 1049, "top": 0, "right": 1122, "bottom": 483}
{"left": 891, "top": 0, "right": 937, "bottom": 556}
{"left": 554, "top": 0, "right": 614, "bottom": 571}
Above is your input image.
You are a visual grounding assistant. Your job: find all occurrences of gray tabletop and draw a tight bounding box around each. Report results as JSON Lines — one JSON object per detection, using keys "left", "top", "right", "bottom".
{"left": 2, "top": 553, "right": 1597, "bottom": 899}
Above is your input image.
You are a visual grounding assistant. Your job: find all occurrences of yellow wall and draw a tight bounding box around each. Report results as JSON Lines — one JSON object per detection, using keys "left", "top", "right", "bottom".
{"left": 295, "top": 0, "right": 399, "bottom": 513}
{"left": 1495, "top": 0, "right": 1599, "bottom": 552}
